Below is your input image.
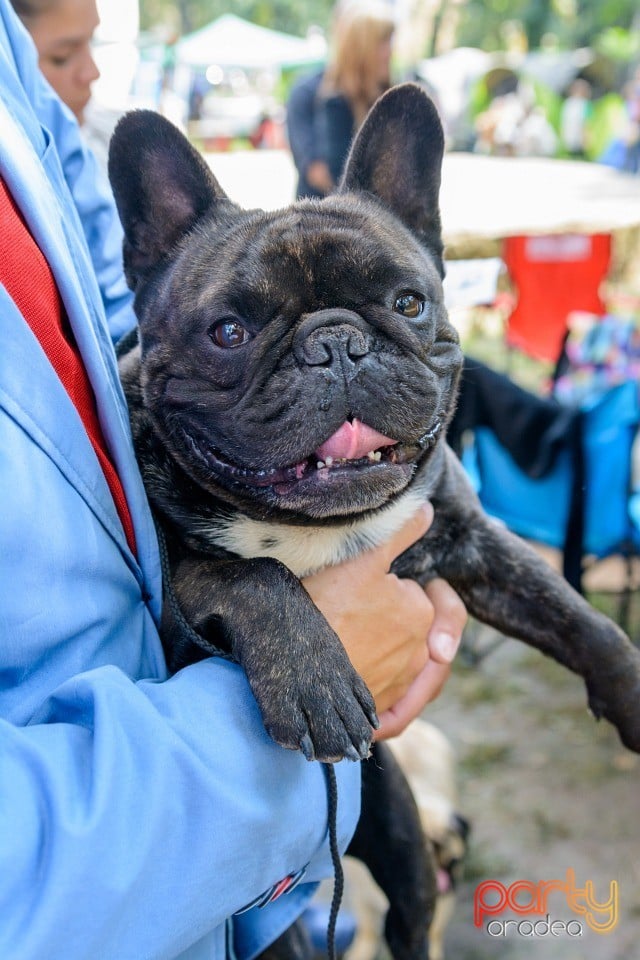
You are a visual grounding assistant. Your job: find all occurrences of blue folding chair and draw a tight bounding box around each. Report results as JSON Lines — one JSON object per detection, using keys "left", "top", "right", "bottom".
{"left": 462, "top": 380, "right": 640, "bottom": 627}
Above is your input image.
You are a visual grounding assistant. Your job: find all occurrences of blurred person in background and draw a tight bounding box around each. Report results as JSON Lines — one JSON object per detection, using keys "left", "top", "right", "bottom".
{"left": 560, "top": 79, "right": 592, "bottom": 159}
{"left": 286, "top": 0, "right": 395, "bottom": 199}
{"left": 474, "top": 82, "right": 557, "bottom": 158}
{"left": 620, "top": 67, "right": 640, "bottom": 174}
{"left": 10, "top": 0, "right": 99, "bottom": 124}
{"left": 600, "top": 66, "right": 640, "bottom": 175}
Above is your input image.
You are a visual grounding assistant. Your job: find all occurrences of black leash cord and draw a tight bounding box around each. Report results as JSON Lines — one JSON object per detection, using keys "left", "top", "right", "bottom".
{"left": 153, "top": 515, "right": 234, "bottom": 661}
{"left": 323, "top": 763, "right": 344, "bottom": 960}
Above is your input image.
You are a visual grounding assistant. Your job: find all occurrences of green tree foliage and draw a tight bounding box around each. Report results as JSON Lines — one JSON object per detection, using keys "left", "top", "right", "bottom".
{"left": 140, "top": 0, "right": 334, "bottom": 37}
{"left": 455, "top": 0, "right": 639, "bottom": 54}
{"left": 140, "top": 0, "right": 639, "bottom": 83}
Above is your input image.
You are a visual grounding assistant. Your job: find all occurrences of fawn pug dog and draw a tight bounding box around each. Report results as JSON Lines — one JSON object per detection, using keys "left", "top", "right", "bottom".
{"left": 110, "top": 84, "right": 640, "bottom": 958}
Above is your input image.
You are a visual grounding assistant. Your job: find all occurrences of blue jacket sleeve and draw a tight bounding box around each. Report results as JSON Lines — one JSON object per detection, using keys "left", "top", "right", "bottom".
{"left": 5, "top": 6, "right": 135, "bottom": 342}
{"left": 0, "top": 659, "right": 360, "bottom": 960}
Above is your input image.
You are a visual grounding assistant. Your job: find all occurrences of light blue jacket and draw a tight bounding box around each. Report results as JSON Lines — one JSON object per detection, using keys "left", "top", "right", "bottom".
{"left": 0, "top": 5, "right": 360, "bottom": 958}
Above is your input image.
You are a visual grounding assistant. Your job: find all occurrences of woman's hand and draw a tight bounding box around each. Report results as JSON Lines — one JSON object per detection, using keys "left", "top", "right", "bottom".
{"left": 374, "top": 575, "right": 466, "bottom": 739}
{"left": 303, "top": 504, "right": 466, "bottom": 740}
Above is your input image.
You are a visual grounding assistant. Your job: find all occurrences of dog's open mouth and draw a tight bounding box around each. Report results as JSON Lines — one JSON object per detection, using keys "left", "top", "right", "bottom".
{"left": 180, "top": 418, "right": 441, "bottom": 493}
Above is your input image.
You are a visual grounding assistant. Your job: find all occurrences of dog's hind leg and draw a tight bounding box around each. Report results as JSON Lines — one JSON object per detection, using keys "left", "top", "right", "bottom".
{"left": 347, "top": 743, "right": 436, "bottom": 960}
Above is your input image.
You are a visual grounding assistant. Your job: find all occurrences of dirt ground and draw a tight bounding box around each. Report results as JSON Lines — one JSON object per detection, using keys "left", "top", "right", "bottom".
{"left": 422, "top": 566, "right": 640, "bottom": 960}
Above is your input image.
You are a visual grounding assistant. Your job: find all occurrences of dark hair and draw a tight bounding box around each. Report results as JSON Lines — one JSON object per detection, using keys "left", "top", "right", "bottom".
{"left": 10, "top": 0, "right": 56, "bottom": 19}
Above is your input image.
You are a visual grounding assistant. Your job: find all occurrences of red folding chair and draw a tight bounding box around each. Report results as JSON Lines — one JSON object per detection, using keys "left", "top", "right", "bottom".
{"left": 503, "top": 233, "right": 612, "bottom": 363}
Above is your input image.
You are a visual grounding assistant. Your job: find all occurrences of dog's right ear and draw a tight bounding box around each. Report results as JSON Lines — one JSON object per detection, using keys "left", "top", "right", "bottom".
{"left": 339, "top": 83, "right": 445, "bottom": 276}
{"left": 108, "top": 110, "right": 233, "bottom": 288}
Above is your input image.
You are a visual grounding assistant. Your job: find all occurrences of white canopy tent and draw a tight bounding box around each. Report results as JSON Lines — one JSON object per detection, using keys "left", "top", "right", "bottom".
{"left": 177, "top": 14, "right": 326, "bottom": 71}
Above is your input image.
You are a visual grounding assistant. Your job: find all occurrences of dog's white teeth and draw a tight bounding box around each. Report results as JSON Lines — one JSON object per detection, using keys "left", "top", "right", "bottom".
{"left": 367, "top": 450, "right": 382, "bottom": 462}
{"left": 325, "top": 456, "right": 333, "bottom": 466}
{"left": 367, "top": 450, "right": 376, "bottom": 461}
{"left": 316, "top": 460, "right": 325, "bottom": 470}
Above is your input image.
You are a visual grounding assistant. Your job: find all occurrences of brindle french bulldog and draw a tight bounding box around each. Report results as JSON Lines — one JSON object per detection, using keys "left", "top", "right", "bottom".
{"left": 109, "top": 84, "right": 640, "bottom": 957}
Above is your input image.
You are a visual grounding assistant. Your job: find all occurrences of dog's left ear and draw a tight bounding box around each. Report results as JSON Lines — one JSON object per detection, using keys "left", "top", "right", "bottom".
{"left": 339, "top": 83, "right": 445, "bottom": 275}
{"left": 108, "top": 110, "right": 234, "bottom": 288}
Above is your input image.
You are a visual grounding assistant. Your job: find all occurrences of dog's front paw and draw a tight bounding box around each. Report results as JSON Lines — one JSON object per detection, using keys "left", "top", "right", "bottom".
{"left": 256, "top": 653, "right": 378, "bottom": 763}
{"left": 213, "top": 556, "right": 380, "bottom": 762}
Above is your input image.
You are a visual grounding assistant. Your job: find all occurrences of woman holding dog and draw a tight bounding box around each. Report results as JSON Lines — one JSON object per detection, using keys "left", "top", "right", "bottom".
{"left": 287, "top": 0, "right": 395, "bottom": 198}
{"left": 0, "top": 2, "right": 465, "bottom": 957}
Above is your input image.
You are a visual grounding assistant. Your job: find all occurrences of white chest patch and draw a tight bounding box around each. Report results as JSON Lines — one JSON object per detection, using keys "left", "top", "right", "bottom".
{"left": 199, "top": 488, "right": 429, "bottom": 577}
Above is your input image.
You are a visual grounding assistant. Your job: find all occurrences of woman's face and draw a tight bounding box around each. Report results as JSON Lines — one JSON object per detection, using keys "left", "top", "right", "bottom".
{"left": 28, "top": 0, "right": 100, "bottom": 123}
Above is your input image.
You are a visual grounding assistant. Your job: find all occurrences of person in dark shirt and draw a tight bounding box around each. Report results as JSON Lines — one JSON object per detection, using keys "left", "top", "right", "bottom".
{"left": 287, "top": 1, "right": 395, "bottom": 198}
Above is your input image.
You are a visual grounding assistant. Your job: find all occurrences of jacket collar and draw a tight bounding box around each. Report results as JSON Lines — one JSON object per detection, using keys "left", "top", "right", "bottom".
{"left": 0, "top": 73, "right": 162, "bottom": 620}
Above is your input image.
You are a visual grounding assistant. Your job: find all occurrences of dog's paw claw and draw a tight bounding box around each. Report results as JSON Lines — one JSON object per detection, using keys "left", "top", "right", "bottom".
{"left": 358, "top": 696, "right": 379, "bottom": 731}
{"left": 252, "top": 647, "right": 376, "bottom": 762}
{"left": 587, "top": 699, "right": 603, "bottom": 721}
{"left": 586, "top": 668, "right": 640, "bottom": 754}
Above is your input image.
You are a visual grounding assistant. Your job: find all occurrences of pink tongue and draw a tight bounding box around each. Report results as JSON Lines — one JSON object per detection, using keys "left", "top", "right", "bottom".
{"left": 315, "top": 419, "right": 397, "bottom": 461}
{"left": 437, "top": 868, "right": 452, "bottom": 895}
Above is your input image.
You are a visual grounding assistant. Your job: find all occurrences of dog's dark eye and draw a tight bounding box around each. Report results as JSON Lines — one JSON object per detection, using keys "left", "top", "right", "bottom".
{"left": 210, "top": 320, "right": 251, "bottom": 349}
{"left": 394, "top": 294, "right": 424, "bottom": 319}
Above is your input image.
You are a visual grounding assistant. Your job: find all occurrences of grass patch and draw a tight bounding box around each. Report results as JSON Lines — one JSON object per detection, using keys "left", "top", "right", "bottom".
{"left": 532, "top": 809, "right": 571, "bottom": 844}
{"left": 456, "top": 674, "right": 525, "bottom": 708}
{"left": 459, "top": 838, "right": 512, "bottom": 883}
{"left": 459, "top": 742, "right": 513, "bottom": 775}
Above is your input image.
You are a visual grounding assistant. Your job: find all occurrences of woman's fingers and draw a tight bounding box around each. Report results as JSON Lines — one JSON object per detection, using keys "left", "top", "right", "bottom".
{"left": 424, "top": 577, "right": 467, "bottom": 664}
{"left": 374, "top": 577, "right": 466, "bottom": 741}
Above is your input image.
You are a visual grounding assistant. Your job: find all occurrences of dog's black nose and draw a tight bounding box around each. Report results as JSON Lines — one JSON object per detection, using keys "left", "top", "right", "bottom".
{"left": 294, "top": 309, "right": 371, "bottom": 371}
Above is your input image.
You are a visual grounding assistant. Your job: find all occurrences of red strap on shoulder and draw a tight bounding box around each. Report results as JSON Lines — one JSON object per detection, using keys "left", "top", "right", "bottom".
{"left": 0, "top": 177, "right": 137, "bottom": 555}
